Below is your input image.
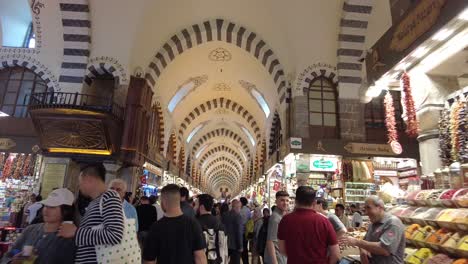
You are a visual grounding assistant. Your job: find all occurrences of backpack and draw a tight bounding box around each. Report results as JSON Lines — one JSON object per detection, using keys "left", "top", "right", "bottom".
{"left": 202, "top": 222, "right": 228, "bottom": 264}
{"left": 256, "top": 217, "right": 269, "bottom": 256}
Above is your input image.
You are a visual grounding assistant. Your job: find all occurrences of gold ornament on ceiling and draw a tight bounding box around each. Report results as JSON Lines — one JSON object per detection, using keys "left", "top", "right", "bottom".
{"left": 191, "top": 75, "right": 209, "bottom": 86}
{"left": 213, "top": 83, "right": 231, "bottom": 92}
{"left": 209, "top": 48, "right": 232, "bottom": 62}
{"left": 40, "top": 120, "right": 107, "bottom": 149}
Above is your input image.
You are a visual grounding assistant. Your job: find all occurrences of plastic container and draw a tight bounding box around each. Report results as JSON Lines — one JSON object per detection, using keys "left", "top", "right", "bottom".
{"left": 453, "top": 188, "right": 468, "bottom": 208}
{"left": 400, "top": 207, "right": 418, "bottom": 225}
{"left": 450, "top": 162, "right": 463, "bottom": 189}
{"left": 426, "top": 190, "right": 444, "bottom": 207}
{"left": 415, "top": 190, "right": 433, "bottom": 206}
{"left": 407, "top": 190, "right": 422, "bottom": 206}
{"left": 438, "top": 189, "right": 459, "bottom": 208}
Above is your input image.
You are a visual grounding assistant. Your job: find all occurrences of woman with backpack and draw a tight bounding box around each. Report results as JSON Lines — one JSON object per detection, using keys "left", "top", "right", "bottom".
{"left": 254, "top": 208, "right": 270, "bottom": 264}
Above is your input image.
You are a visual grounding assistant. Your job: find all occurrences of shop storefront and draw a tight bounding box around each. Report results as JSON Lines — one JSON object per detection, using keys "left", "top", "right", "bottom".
{"left": 140, "top": 161, "right": 164, "bottom": 197}
{"left": 359, "top": 1, "right": 468, "bottom": 262}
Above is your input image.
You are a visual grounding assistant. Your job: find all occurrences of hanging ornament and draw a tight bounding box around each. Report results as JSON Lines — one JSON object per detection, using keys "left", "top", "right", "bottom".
{"left": 401, "top": 72, "right": 419, "bottom": 137}
{"left": 384, "top": 91, "right": 398, "bottom": 144}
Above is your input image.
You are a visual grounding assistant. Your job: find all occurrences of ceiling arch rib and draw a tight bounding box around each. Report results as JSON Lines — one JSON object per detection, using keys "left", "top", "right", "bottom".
{"left": 198, "top": 145, "right": 246, "bottom": 169}
{"left": 208, "top": 169, "right": 238, "bottom": 183}
{"left": 203, "top": 156, "right": 243, "bottom": 176}
{"left": 177, "top": 97, "right": 261, "bottom": 142}
{"left": 210, "top": 173, "right": 238, "bottom": 187}
{"left": 206, "top": 164, "right": 240, "bottom": 181}
{"left": 144, "top": 18, "right": 288, "bottom": 105}
{"left": 201, "top": 152, "right": 244, "bottom": 173}
{"left": 191, "top": 128, "right": 252, "bottom": 158}
{"left": 211, "top": 177, "right": 238, "bottom": 193}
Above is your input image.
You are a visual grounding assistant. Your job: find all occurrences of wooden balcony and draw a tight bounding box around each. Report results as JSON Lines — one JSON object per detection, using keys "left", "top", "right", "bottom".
{"left": 28, "top": 92, "right": 124, "bottom": 158}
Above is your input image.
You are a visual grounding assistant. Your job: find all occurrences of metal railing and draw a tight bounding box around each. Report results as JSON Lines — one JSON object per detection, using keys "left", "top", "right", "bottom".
{"left": 29, "top": 92, "right": 124, "bottom": 119}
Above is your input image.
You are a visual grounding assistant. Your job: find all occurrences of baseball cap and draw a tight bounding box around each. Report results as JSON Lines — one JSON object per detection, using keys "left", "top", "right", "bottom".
{"left": 41, "top": 188, "right": 74, "bottom": 207}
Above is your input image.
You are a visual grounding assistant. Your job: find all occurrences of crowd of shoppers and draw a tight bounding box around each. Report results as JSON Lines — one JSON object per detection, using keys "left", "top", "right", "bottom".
{"left": 0, "top": 161, "right": 406, "bottom": 264}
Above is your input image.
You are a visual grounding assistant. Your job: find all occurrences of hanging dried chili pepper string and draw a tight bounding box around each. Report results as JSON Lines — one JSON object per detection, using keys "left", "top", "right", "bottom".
{"left": 401, "top": 72, "right": 419, "bottom": 137}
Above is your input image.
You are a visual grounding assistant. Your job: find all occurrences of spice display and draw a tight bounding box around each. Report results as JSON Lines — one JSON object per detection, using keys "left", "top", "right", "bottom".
{"left": 2, "top": 154, "right": 13, "bottom": 179}
{"left": 401, "top": 72, "right": 419, "bottom": 137}
{"left": 13, "top": 154, "right": 25, "bottom": 179}
{"left": 22, "top": 154, "right": 32, "bottom": 177}
{"left": 458, "top": 100, "right": 468, "bottom": 163}
{"left": 384, "top": 91, "right": 398, "bottom": 143}
{"left": 426, "top": 254, "right": 454, "bottom": 264}
{"left": 0, "top": 152, "right": 4, "bottom": 171}
{"left": 450, "top": 101, "right": 463, "bottom": 161}
{"left": 405, "top": 248, "right": 434, "bottom": 264}
{"left": 439, "top": 109, "right": 452, "bottom": 166}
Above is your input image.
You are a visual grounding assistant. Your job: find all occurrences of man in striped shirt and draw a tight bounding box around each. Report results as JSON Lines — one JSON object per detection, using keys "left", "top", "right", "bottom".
{"left": 59, "top": 163, "right": 124, "bottom": 264}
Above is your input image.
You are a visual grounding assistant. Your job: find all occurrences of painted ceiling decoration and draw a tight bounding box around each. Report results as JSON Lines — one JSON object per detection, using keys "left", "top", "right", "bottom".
{"left": 198, "top": 145, "right": 246, "bottom": 169}
{"left": 208, "top": 47, "right": 232, "bottom": 61}
{"left": 191, "top": 128, "right": 251, "bottom": 158}
{"left": 177, "top": 97, "right": 261, "bottom": 142}
{"left": 144, "top": 18, "right": 288, "bottom": 104}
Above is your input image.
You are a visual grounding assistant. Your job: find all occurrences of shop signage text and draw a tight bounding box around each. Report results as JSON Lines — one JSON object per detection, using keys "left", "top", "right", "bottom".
{"left": 143, "top": 162, "right": 163, "bottom": 176}
{"left": 310, "top": 157, "right": 338, "bottom": 172}
{"left": 290, "top": 137, "right": 302, "bottom": 149}
{"left": 344, "top": 143, "right": 399, "bottom": 156}
{"left": 0, "top": 138, "right": 16, "bottom": 150}
{"left": 374, "top": 170, "right": 399, "bottom": 177}
{"left": 390, "top": 0, "right": 447, "bottom": 52}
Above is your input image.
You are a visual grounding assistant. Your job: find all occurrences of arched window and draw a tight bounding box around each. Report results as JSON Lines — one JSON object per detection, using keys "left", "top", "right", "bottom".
{"left": 308, "top": 76, "right": 339, "bottom": 138}
{"left": 1, "top": 0, "right": 35, "bottom": 48}
{"left": 0, "top": 67, "right": 47, "bottom": 117}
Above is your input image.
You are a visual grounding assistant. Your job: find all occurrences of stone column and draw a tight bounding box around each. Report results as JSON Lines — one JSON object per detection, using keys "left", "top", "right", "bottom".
{"left": 409, "top": 69, "right": 461, "bottom": 175}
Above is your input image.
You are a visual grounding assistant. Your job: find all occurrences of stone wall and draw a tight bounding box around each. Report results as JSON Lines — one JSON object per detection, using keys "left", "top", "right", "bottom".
{"left": 339, "top": 99, "right": 366, "bottom": 141}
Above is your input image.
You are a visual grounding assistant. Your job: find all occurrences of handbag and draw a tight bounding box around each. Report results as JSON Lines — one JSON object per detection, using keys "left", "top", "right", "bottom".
{"left": 94, "top": 196, "right": 141, "bottom": 264}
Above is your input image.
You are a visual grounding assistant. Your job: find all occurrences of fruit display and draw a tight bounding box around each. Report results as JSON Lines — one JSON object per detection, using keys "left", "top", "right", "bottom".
{"left": 405, "top": 248, "right": 434, "bottom": 264}
{"left": 407, "top": 224, "right": 422, "bottom": 240}
{"left": 440, "top": 189, "right": 459, "bottom": 207}
{"left": 413, "top": 208, "right": 444, "bottom": 226}
{"left": 443, "top": 233, "right": 463, "bottom": 249}
{"left": 454, "top": 189, "right": 468, "bottom": 208}
{"left": 426, "top": 254, "right": 454, "bottom": 264}
{"left": 412, "top": 225, "right": 435, "bottom": 243}
{"left": 407, "top": 190, "right": 422, "bottom": 205}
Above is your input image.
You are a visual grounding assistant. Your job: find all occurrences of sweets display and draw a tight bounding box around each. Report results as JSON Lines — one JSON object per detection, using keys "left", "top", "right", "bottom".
{"left": 405, "top": 248, "right": 434, "bottom": 264}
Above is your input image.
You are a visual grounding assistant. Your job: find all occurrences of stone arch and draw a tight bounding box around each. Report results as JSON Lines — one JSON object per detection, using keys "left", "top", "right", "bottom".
{"left": 295, "top": 66, "right": 339, "bottom": 97}
{"left": 199, "top": 145, "right": 246, "bottom": 169}
{"left": 145, "top": 18, "right": 288, "bottom": 104}
{"left": 337, "top": 0, "right": 374, "bottom": 90}
{"left": 84, "top": 57, "right": 129, "bottom": 86}
{"left": 203, "top": 156, "right": 243, "bottom": 176}
{"left": 206, "top": 162, "right": 241, "bottom": 179}
{"left": 268, "top": 112, "right": 282, "bottom": 156}
{"left": 0, "top": 56, "right": 58, "bottom": 90}
{"left": 166, "top": 132, "right": 177, "bottom": 162}
{"left": 58, "top": 0, "right": 91, "bottom": 91}
{"left": 192, "top": 128, "right": 251, "bottom": 158}
{"left": 178, "top": 97, "right": 261, "bottom": 141}
{"left": 207, "top": 165, "right": 240, "bottom": 180}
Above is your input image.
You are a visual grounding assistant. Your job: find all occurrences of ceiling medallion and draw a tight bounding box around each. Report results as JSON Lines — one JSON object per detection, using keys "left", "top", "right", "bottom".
{"left": 215, "top": 109, "right": 230, "bottom": 115}
{"left": 213, "top": 83, "right": 231, "bottom": 92}
{"left": 209, "top": 48, "right": 232, "bottom": 62}
{"left": 239, "top": 80, "right": 256, "bottom": 90}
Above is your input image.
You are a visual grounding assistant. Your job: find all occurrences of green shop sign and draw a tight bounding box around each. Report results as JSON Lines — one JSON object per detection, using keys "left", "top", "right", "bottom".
{"left": 311, "top": 158, "right": 337, "bottom": 171}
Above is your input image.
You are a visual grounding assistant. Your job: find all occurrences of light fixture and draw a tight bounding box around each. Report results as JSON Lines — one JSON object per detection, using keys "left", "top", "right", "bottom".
{"left": 458, "top": 8, "right": 468, "bottom": 21}
{"left": 432, "top": 29, "right": 454, "bottom": 41}
{"left": 0, "top": 111, "right": 9, "bottom": 117}
{"left": 417, "top": 27, "right": 468, "bottom": 73}
{"left": 411, "top": 47, "right": 428, "bottom": 58}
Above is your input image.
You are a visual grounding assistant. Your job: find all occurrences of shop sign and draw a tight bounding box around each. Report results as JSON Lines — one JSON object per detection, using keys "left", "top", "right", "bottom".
{"left": 390, "top": 0, "right": 447, "bottom": 52}
{"left": 296, "top": 155, "right": 310, "bottom": 173}
{"left": 310, "top": 157, "right": 338, "bottom": 172}
{"left": 374, "top": 170, "right": 399, "bottom": 177}
{"left": 0, "top": 138, "right": 16, "bottom": 150}
{"left": 290, "top": 137, "right": 302, "bottom": 149}
{"left": 399, "top": 169, "right": 418, "bottom": 177}
{"left": 143, "top": 162, "right": 163, "bottom": 176}
{"left": 344, "top": 143, "right": 398, "bottom": 156}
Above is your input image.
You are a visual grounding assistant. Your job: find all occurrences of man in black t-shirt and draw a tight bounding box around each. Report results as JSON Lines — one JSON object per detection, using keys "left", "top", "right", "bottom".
{"left": 196, "top": 194, "right": 224, "bottom": 230}
{"left": 143, "top": 184, "right": 207, "bottom": 264}
{"left": 136, "top": 196, "right": 157, "bottom": 246}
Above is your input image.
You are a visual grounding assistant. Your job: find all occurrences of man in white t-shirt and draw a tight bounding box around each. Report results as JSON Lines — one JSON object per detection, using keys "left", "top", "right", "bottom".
{"left": 150, "top": 195, "right": 164, "bottom": 220}
{"left": 350, "top": 204, "right": 363, "bottom": 228}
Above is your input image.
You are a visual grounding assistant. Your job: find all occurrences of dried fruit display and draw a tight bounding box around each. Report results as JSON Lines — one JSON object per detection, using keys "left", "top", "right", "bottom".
{"left": 450, "top": 101, "right": 463, "bottom": 161}
{"left": 1, "top": 154, "right": 13, "bottom": 180}
{"left": 439, "top": 109, "right": 452, "bottom": 166}
{"left": 401, "top": 72, "right": 419, "bottom": 137}
{"left": 458, "top": 100, "right": 467, "bottom": 163}
{"left": 384, "top": 91, "right": 398, "bottom": 143}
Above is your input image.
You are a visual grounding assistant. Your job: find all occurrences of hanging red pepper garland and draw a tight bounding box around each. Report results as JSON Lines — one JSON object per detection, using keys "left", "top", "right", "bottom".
{"left": 384, "top": 91, "right": 398, "bottom": 143}
{"left": 401, "top": 72, "right": 419, "bottom": 137}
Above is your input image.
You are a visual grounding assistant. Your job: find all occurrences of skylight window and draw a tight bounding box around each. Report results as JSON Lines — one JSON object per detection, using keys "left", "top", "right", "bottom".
{"left": 168, "top": 81, "right": 195, "bottom": 112}
{"left": 186, "top": 124, "right": 204, "bottom": 143}
{"left": 250, "top": 89, "right": 270, "bottom": 117}
{"left": 196, "top": 144, "right": 210, "bottom": 159}
{"left": 241, "top": 126, "right": 256, "bottom": 146}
